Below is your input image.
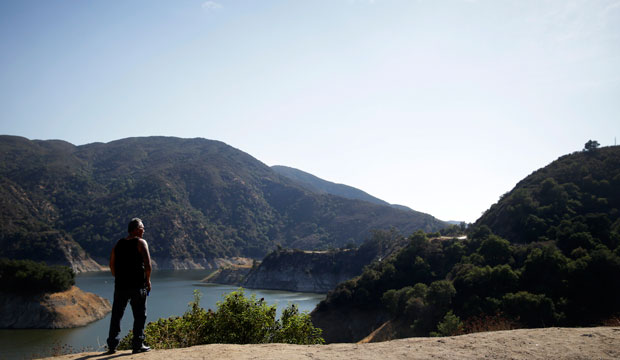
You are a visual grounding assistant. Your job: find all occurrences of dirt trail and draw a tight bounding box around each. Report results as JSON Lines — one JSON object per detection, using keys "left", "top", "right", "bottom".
{"left": 41, "top": 326, "right": 620, "bottom": 360}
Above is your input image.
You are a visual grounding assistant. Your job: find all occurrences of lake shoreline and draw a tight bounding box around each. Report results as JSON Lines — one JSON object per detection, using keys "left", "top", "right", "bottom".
{"left": 0, "top": 270, "right": 324, "bottom": 360}
{"left": 0, "top": 286, "right": 111, "bottom": 329}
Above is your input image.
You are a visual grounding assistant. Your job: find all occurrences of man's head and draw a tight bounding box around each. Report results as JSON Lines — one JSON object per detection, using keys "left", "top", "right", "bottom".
{"left": 128, "top": 218, "right": 144, "bottom": 236}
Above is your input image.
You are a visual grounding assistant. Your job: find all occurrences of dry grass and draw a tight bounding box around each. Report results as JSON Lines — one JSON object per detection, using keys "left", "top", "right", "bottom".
{"left": 461, "top": 313, "right": 522, "bottom": 334}
{"left": 601, "top": 315, "right": 620, "bottom": 326}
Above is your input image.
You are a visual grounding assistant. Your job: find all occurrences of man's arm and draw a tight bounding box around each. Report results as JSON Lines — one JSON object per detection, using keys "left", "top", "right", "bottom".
{"left": 138, "top": 238, "right": 152, "bottom": 291}
{"left": 109, "top": 244, "right": 117, "bottom": 277}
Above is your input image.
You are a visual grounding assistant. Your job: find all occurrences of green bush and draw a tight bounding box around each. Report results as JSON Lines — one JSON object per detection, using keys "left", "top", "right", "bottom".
{"left": 118, "top": 289, "right": 323, "bottom": 350}
{"left": 431, "top": 311, "right": 463, "bottom": 337}
{"left": 211, "top": 289, "right": 277, "bottom": 343}
{"left": 501, "top": 291, "right": 558, "bottom": 327}
{"left": 272, "top": 304, "right": 324, "bottom": 344}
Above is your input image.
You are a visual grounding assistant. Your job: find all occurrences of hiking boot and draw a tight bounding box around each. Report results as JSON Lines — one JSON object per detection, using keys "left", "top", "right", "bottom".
{"left": 132, "top": 345, "right": 151, "bottom": 354}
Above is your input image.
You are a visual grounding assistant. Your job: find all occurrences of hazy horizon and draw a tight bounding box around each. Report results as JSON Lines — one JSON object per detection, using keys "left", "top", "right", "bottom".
{"left": 1, "top": 0, "right": 619, "bottom": 222}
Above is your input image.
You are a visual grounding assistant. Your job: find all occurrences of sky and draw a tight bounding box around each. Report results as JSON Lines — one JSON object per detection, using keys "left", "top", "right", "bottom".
{"left": 1, "top": 0, "right": 619, "bottom": 223}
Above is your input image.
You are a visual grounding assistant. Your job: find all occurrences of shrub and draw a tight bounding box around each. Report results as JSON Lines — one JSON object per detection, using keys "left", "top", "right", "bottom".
{"left": 118, "top": 288, "right": 323, "bottom": 350}
{"left": 272, "top": 304, "right": 324, "bottom": 344}
{"left": 431, "top": 311, "right": 463, "bottom": 337}
{"left": 211, "top": 289, "right": 277, "bottom": 344}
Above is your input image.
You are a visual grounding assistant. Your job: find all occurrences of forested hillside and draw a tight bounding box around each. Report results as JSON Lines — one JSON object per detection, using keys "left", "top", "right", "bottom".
{"left": 272, "top": 165, "right": 390, "bottom": 206}
{"left": 312, "top": 146, "right": 620, "bottom": 343}
{"left": 273, "top": 165, "right": 421, "bottom": 214}
{"left": 475, "top": 145, "right": 620, "bottom": 248}
{"left": 0, "top": 136, "right": 446, "bottom": 270}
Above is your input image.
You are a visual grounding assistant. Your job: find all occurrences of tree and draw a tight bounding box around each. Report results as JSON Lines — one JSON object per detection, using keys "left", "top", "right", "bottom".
{"left": 477, "top": 235, "right": 513, "bottom": 266}
{"left": 501, "top": 291, "right": 558, "bottom": 327}
{"left": 584, "top": 140, "right": 600, "bottom": 152}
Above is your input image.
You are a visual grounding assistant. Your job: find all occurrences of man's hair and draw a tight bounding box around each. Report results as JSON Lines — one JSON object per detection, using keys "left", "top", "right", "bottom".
{"left": 128, "top": 218, "right": 143, "bottom": 233}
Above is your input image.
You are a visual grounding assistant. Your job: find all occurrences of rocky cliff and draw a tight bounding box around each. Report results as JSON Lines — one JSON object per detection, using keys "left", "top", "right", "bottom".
{"left": 202, "top": 249, "right": 369, "bottom": 293}
{"left": 201, "top": 257, "right": 255, "bottom": 285}
{"left": 203, "top": 266, "right": 253, "bottom": 285}
{"left": 204, "top": 230, "right": 409, "bottom": 293}
{"left": 0, "top": 286, "right": 111, "bottom": 328}
{"left": 56, "top": 236, "right": 106, "bottom": 273}
{"left": 240, "top": 249, "right": 363, "bottom": 293}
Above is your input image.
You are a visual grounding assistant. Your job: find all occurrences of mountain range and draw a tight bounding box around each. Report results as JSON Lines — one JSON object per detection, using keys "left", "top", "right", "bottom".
{"left": 0, "top": 135, "right": 447, "bottom": 270}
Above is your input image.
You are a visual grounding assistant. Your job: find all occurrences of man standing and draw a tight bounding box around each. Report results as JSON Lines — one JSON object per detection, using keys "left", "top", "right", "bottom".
{"left": 106, "top": 218, "right": 152, "bottom": 354}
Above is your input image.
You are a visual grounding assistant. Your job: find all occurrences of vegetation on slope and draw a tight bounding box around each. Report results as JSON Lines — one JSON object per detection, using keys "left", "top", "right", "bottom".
{"left": 272, "top": 165, "right": 390, "bottom": 206}
{"left": 0, "top": 258, "right": 75, "bottom": 295}
{"left": 315, "top": 229, "right": 620, "bottom": 341}
{"left": 273, "top": 165, "right": 428, "bottom": 214}
{"left": 313, "top": 145, "right": 620, "bottom": 342}
{"left": 476, "top": 145, "right": 620, "bottom": 248}
{"left": 0, "top": 136, "right": 446, "bottom": 267}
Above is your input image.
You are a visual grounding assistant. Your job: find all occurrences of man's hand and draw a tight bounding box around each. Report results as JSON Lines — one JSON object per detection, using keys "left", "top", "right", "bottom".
{"left": 147, "top": 280, "right": 152, "bottom": 292}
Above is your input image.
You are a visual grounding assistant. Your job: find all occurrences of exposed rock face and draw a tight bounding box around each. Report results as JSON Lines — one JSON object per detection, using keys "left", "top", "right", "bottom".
{"left": 201, "top": 250, "right": 360, "bottom": 293}
{"left": 0, "top": 286, "right": 111, "bottom": 328}
{"left": 203, "top": 266, "right": 253, "bottom": 285}
{"left": 204, "top": 232, "right": 408, "bottom": 293}
{"left": 200, "top": 257, "right": 255, "bottom": 285}
{"left": 57, "top": 238, "right": 106, "bottom": 273}
{"left": 241, "top": 249, "right": 367, "bottom": 293}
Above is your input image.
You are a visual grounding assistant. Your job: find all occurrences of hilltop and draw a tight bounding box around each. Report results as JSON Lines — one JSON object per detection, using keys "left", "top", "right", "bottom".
{"left": 475, "top": 145, "right": 620, "bottom": 246}
{"left": 271, "top": 165, "right": 390, "bottom": 206}
{"left": 311, "top": 146, "right": 620, "bottom": 343}
{"left": 0, "top": 136, "right": 446, "bottom": 271}
{"left": 273, "top": 165, "right": 423, "bottom": 214}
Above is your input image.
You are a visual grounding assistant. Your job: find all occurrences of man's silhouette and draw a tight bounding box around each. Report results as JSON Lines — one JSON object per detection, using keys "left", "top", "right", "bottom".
{"left": 106, "top": 218, "right": 152, "bottom": 354}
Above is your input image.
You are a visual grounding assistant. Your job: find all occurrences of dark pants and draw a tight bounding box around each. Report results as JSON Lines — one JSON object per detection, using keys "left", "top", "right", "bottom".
{"left": 107, "top": 287, "right": 147, "bottom": 350}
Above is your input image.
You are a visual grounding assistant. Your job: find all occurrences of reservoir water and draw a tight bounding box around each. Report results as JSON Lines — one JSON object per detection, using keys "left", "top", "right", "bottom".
{"left": 0, "top": 270, "right": 325, "bottom": 360}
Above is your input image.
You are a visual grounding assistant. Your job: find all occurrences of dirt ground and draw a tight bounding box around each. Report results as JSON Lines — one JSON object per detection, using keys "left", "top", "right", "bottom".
{"left": 41, "top": 326, "right": 620, "bottom": 360}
